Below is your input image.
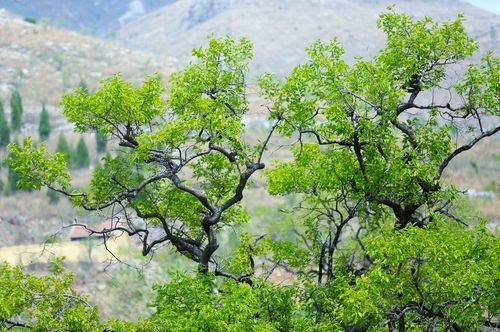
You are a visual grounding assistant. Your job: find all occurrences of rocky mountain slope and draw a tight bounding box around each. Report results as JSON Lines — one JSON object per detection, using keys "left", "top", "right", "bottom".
{"left": 0, "top": 9, "right": 175, "bottom": 120}
{"left": 0, "top": 0, "right": 175, "bottom": 37}
{"left": 117, "top": 0, "right": 500, "bottom": 76}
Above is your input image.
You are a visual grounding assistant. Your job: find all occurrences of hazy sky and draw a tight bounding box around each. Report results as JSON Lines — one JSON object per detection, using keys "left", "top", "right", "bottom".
{"left": 465, "top": 0, "right": 500, "bottom": 14}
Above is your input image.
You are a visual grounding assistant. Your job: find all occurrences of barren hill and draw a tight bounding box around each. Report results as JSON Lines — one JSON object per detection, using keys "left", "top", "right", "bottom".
{"left": 0, "top": 9, "right": 175, "bottom": 113}
{"left": 117, "top": 0, "right": 500, "bottom": 76}
{"left": 0, "top": 0, "right": 175, "bottom": 37}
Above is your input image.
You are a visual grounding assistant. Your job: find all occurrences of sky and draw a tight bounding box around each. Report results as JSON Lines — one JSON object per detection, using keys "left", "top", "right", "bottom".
{"left": 465, "top": 0, "right": 500, "bottom": 14}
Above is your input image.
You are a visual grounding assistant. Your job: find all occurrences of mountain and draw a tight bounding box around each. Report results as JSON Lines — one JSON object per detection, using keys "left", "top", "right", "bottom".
{"left": 0, "top": 9, "right": 175, "bottom": 116}
{"left": 0, "top": 0, "right": 175, "bottom": 37}
{"left": 3, "top": 0, "right": 496, "bottom": 77}
{"left": 117, "top": 0, "right": 500, "bottom": 76}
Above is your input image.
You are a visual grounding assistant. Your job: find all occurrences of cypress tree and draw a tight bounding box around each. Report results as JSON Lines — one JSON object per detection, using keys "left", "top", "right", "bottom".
{"left": 38, "top": 103, "right": 51, "bottom": 141}
{"left": 56, "top": 133, "right": 72, "bottom": 165}
{"left": 6, "top": 163, "right": 20, "bottom": 194}
{"left": 47, "top": 188, "right": 60, "bottom": 204}
{"left": 10, "top": 90, "right": 23, "bottom": 132}
{"left": 0, "top": 100, "right": 10, "bottom": 148}
{"left": 95, "top": 131, "right": 107, "bottom": 153}
{"left": 74, "top": 136, "right": 90, "bottom": 169}
{"left": 5, "top": 144, "right": 20, "bottom": 194}
{"left": 79, "top": 79, "right": 89, "bottom": 94}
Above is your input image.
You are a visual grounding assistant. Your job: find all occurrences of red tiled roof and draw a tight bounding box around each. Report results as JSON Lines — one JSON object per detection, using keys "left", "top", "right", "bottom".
{"left": 69, "top": 218, "right": 118, "bottom": 240}
{"left": 69, "top": 225, "right": 91, "bottom": 239}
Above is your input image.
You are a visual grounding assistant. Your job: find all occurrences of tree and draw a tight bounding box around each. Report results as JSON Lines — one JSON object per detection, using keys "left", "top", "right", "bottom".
{"left": 5, "top": 152, "right": 20, "bottom": 195}
{"left": 56, "top": 133, "right": 71, "bottom": 162}
{"left": 78, "top": 79, "right": 89, "bottom": 94}
{"left": 38, "top": 103, "right": 52, "bottom": 140}
{"left": 95, "top": 131, "right": 107, "bottom": 153}
{"left": 73, "top": 136, "right": 90, "bottom": 169}
{"left": 46, "top": 187, "right": 60, "bottom": 204}
{"left": 7, "top": 10, "right": 500, "bottom": 331}
{"left": 10, "top": 90, "right": 23, "bottom": 132}
{"left": 0, "top": 99, "right": 10, "bottom": 148}
{"left": 0, "top": 261, "right": 100, "bottom": 330}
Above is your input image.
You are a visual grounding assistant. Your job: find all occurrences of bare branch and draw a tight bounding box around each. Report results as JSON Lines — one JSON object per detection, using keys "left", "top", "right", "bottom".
{"left": 299, "top": 129, "right": 356, "bottom": 147}
{"left": 437, "top": 125, "right": 500, "bottom": 177}
{"left": 391, "top": 120, "right": 418, "bottom": 148}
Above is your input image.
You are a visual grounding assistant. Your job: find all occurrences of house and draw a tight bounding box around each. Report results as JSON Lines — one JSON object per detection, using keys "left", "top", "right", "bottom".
{"left": 69, "top": 218, "right": 118, "bottom": 241}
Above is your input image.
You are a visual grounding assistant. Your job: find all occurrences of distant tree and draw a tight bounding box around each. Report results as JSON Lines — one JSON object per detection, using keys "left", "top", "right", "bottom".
{"left": 73, "top": 137, "right": 90, "bottom": 169}
{"left": 78, "top": 79, "right": 89, "bottom": 94}
{"left": 10, "top": 90, "right": 23, "bottom": 132}
{"left": 47, "top": 187, "right": 60, "bottom": 204}
{"left": 95, "top": 131, "right": 107, "bottom": 153}
{"left": 38, "top": 103, "right": 51, "bottom": 141}
{"left": 6, "top": 155, "right": 20, "bottom": 195}
{"left": 56, "top": 133, "right": 72, "bottom": 163}
{"left": 0, "top": 100, "right": 10, "bottom": 147}
{"left": 23, "top": 17, "right": 37, "bottom": 24}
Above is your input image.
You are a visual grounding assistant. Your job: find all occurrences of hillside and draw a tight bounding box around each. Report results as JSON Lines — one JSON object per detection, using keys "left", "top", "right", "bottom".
{"left": 0, "top": 9, "right": 175, "bottom": 124}
{"left": 0, "top": 0, "right": 175, "bottom": 37}
{"left": 0, "top": 8, "right": 176, "bottom": 245}
{"left": 117, "top": 0, "right": 500, "bottom": 76}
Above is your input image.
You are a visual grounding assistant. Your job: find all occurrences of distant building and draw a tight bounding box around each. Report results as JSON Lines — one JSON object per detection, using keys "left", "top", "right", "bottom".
{"left": 0, "top": 218, "right": 127, "bottom": 265}
{"left": 69, "top": 218, "right": 118, "bottom": 241}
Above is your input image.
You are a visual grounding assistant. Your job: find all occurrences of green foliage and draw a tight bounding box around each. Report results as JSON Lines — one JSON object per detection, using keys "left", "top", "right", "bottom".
{"left": 259, "top": 9, "right": 500, "bottom": 330}
{"left": 38, "top": 103, "right": 51, "bottom": 141}
{"left": 261, "top": 11, "right": 487, "bottom": 229}
{"left": 78, "top": 79, "right": 90, "bottom": 94}
{"left": 330, "top": 221, "right": 500, "bottom": 330}
{"left": 8, "top": 137, "right": 71, "bottom": 190}
{"left": 134, "top": 36, "right": 253, "bottom": 163}
{"left": 455, "top": 52, "right": 499, "bottom": 115}
{"left": 147, "top": 273, "right": 297, "bottom": 332}
{"left": 55, "top": 134, "right": 90, "bottom": 170}
{"left": 0, "top": 100, "right": 10, "bottom": 148}
{"left": 9, "top": 90, "right": 23, "bottom": 132}
{"left": 5, "top": 9, "right": 500, "bottom": 331}
{"left": 112, "top": 222, "right": 499, "bottom": 331}
{"left": 0, "top": 261, "right": 101, "bottom": 331}
{"left": 73, "top": 136, "right": 90, "bottom": 169}
{"left": 88, "top": 152, "right": 144, "bottom": 206}
{"left": 62, "top": 74, "right": 166, "bottom": 134}
{"left": 56, "top": 133, "right": 71, "bottom": 162}
{"left": 377, "top": 8, "right": 477, "bottom": 90}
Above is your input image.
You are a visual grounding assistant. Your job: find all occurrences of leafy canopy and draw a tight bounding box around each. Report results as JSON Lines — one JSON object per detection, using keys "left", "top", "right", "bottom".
{"left": 0, "top": 260, "right": 100, "bottom": 331}
{"left": 6, "top": 9, "right": 500, "bottom": 331}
